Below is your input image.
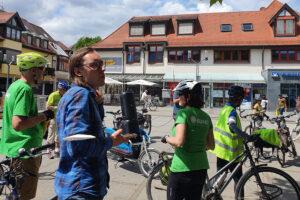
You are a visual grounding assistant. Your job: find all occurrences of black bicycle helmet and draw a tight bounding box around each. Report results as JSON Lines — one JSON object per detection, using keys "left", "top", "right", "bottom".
{"left": 228, "top": 86, "right": 244, "bottom": 99}
{"left": 173, "top": 80, "right": 203, "bottom": 96}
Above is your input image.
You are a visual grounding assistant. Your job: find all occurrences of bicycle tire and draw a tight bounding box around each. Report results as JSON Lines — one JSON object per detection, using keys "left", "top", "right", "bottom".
{"left": 0, "top": 164, "right": 4, "bottom": 195}
{"left": 146, "top": 159, "right": 171, "bottom": 200}
{"left": 288, "top": 137, "right": 297, "bottom": 158}
{"left": 235, "top": 166, "right": 300, "bottom": 199}
{"left": 138, "top": 149, "right": 160, "bottom": 177}
{"left": 149, "top": 103, "right": 157, "bottom": 111}
{"left": 277, "top": 147, "right": 286, "bottom": 167}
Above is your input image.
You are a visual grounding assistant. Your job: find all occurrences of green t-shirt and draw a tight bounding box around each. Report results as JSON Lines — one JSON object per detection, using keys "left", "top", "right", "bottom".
{"left": 170, "top": 107, "right": 213, "bottom": 172}
{"left": 0, "top": 80, "right": 43, "bottom": 157}
{"left": 46, "top": 90, "right": 62, "bottom": 116}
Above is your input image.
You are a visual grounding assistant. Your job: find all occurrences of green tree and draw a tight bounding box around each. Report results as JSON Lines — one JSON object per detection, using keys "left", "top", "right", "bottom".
{"left": 210, "top": 0, "right": 222, "bottom": 6}
{"left": 74, "top": 36, "right": 101, "bottom": 50}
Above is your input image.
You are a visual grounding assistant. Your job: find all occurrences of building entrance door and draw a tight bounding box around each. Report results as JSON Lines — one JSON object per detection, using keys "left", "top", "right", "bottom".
{"left": 203, "top": 86, "right": 211, "bottom": 108}
{"left": 281, "top": 84, "right": 300, "bottom": 111}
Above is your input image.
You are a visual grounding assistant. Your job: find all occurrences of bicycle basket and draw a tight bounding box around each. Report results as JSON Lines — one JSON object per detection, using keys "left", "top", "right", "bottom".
{"left": 160, "top": 155, "right": 172, "bottom": 186}
{"left": 254, "top": 129, "right": 280, "bottom": 148}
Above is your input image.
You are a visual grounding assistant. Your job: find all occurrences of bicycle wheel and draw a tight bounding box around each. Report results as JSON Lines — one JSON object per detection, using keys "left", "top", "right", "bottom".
{"left": 0, "top": 164, "right": 4, "bottom": 195}
{"left": 277, "top": 147, "right": 286, "bottom": 167}
{"left": 146, "top": 160, "right": 171, "bottom": 200}
{"left": 235, "top": 166, "right": 300, "bottom": 200}
{"left": 288, "top": 137, "right": 297, "bottom": 158}
{"left": 138, "top": 149, "right": 160, "bottom": 177}
{"left": 149, "top": 102, "right": 157, "bottom": 111}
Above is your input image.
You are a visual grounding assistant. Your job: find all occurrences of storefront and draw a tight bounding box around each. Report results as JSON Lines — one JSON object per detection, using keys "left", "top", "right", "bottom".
{"left": 263, "top": 69, "right": 300, "bottom": 111}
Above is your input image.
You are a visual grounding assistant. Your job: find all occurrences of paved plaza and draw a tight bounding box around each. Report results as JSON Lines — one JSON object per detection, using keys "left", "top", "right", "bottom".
{"left": 1, "top": 105, "right": 300, "bottom": 199}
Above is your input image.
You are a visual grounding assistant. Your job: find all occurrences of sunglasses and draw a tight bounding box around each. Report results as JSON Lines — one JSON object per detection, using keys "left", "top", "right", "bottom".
{"left": 82, "top": 60, "right": 104, "bottom": 70}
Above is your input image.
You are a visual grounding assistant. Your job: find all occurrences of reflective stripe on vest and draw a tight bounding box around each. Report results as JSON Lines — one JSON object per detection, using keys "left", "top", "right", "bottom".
{"left": 212, "top": 105, "right": 244, "bottom": 161}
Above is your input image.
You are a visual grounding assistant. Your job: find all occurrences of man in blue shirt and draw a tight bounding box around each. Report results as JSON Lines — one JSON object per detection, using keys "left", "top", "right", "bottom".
{"left": 55, "top": 47, "right": 131, "bottom": 200}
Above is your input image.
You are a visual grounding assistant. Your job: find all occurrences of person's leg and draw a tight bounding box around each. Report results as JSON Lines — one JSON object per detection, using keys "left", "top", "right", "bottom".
{"left": 279, "top": 108, "right": 284, "bottom": 115}
{"left": 13, "top": 156, "right": 42, "bottom": 200}
{"left": 185, "top": 170, "right": 207, "bottom": 200}
{"left": 167, "top": 172, "right": 185, "bottom": 200}
{"left": 53, "top": 120, "right": 60, "bottom": 157}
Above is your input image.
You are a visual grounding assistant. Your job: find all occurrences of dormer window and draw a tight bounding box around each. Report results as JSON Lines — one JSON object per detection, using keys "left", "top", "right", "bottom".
{"left": 151, "top": 24, "right": 166, "bottom": 36}
{"left": 242, "top": 23, "right": 253, "bottom": 31}
{"left": 43, "top": 40, "right": 48, "bottom": 49}
{"left": 269, "top": 6, "right": 299, "bottom": 37}
{"left": 177, "top": 16, "right": 197, "bottom": 35}
{"left": 221, "top": 24, "right": 231, "bottom": 32}
{"left": 28, "top": 35, "right": 32, "bottom": 44}
{"left": 6, "top": 27, "right": 11, "bottom": 38}
{"left": 36, "top": 38, "right": 40, "bottom": 47}
{"left": 130, "top": 24, "right": 144, "bottom": 36}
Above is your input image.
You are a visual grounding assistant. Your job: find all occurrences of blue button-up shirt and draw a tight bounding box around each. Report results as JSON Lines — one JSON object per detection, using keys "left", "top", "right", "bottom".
{"left": 55, "top": 83, "right": 112, "bottom": 200}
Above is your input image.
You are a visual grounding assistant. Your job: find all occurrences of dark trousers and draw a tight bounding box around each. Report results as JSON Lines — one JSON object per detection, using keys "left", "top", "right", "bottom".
{"left": 167, "top": 169, "right": 207, "bottom": 200}
{"left": 217, "top": 157, "right": 242, "bottom": 192}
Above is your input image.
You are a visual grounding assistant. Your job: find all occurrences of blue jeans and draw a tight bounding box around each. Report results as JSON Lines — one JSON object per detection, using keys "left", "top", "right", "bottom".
{"left": 66, "top": 192, "right": 104, "bottom": 200}
{"left": 279, "top": 108, "right": 285, "bottom": 115}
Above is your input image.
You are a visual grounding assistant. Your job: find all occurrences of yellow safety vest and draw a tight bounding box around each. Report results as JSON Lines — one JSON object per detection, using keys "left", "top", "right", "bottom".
{"left": 212, "top": 105, "right": 244, "bottom": 161}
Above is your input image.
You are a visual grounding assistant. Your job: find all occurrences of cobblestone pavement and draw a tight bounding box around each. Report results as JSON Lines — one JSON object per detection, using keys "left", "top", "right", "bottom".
{"left": 1, "top": 105, "right": 300, "bottom": 199}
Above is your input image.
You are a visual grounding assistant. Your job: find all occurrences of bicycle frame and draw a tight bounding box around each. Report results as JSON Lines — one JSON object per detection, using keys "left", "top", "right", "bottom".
{"left": 203, "top": 141, "right": 268, "bottom": 198}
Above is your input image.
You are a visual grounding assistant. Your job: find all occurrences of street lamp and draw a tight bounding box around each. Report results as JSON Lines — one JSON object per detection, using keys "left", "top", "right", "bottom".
{"left": 188, "top": 50, "right": 208, "bottom": 81}
{"left": 4, "top": 54, "right": 14, "bottom": 91}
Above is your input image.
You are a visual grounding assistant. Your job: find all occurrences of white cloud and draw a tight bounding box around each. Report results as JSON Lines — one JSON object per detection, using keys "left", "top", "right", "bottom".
{"left": 3, "top": 0, "right": 300, "bottom": 47}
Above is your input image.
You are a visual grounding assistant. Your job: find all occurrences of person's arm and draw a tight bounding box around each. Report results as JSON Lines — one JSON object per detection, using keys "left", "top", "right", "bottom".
{"left": 12, "top": 114, "right": 47, "bottom": 131}
{"left": 284, "top": 99, "right": 287, "bottom": 111}
{"left": 173, "top": 98, "right": 180, "bottom": 104}
{"left": 228, "top": 110, "right": 248, "bottom": 139}
{"left": 165, "top": 123, "right": 186, "bottom": 147}
{"left": 206, "top": 128, "right": 215, "bottom": 150}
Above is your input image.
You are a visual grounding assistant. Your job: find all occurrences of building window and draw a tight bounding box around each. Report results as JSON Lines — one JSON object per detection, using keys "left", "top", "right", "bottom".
{"left": 275, "top": 9, "right": 295, "bottom": 36}
{"left": 16, "top": 30, "right": 21, "bottom": 40}
{"left": 11, "top": 29, "right": 16, "bottom": 40}
{"left": 168, "top": 50, "right": 200, "bottom": 62}
{"left": 6, "top": 27, "right": 11, "bottom": 38}
{"left": 130, "top": 24, "right": 144, "bottom": 36}
{"left": 36, "top": 38, "right": 40, "bottom": 47}
{"left": 242, "top": 23, "right": 253, "bottom": 31}
{"left": 178, "top": 22, "right": 193, "bottom": 35}
{"left": 127, "top": 45, "right": 141, "bottom": 63}
{"left": 28, "top": 35, "right": 32, "bottom": 44}
{"left": 214, "top": 50, "right": 249, "bottom": 62}
{"left": 151, "top": 24, "right": 166, "bottom": 36}
{"left": 149, "top": 45, "right": 163, "bottom": 63}
{"left": 272, "top": 50, "right": 300, "bottom": 62}
{"left": 43, "top": 40, "right": 48, "bottom": 49}
{"left": 221, "top": 24, "right": 232, "bottom": 32}
{"left": 12, "top": 18, "right": 17, "bottom": 26}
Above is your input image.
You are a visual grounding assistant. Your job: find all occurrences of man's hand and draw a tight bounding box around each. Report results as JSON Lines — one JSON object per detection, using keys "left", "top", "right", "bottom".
{"left": 43, "top": 110, "right": 54, "bottom": 121}
{"left": 110, "top": 129, "right": 133, "bottom": 147}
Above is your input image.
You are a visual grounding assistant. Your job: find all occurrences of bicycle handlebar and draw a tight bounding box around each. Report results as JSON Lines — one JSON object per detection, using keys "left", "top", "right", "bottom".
{"left": 0, "top": 143, "right": 55, "bottom": 165}
{"left": 106, "top": 110, "right": 121, "bottom": 116}
{"left": 269, "top": 113, "right": 296, "bottom": 124}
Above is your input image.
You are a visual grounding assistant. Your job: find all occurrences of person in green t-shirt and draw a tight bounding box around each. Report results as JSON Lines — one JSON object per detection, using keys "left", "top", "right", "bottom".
{"left": 46, "top": 81, "right": 68, "bottom": 159}
{"left": 0, "top": 52, "right": 54, "bottom": 200}
{"left": 161, "top": 80, "right": 215, "bottom": 200}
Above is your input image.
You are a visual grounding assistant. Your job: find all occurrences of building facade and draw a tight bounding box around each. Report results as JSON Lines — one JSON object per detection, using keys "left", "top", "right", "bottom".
{"left": 93, "top": 0, "right": 300, "bottom": 110}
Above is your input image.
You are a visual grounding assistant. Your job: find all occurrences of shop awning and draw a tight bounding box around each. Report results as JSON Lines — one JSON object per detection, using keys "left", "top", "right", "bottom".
{"left": 163, "top": 73, "right": 265, "bottom": 83}
{"left": 106, "top": 74, "right": 164, "bottom": 82}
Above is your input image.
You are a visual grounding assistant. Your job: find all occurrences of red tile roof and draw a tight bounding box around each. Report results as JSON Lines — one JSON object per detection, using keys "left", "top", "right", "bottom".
{"left": 56, "top": 41, "right": 71, "bottom": 51}
{"left": 0, "top": 10, "right": 15, "bottom": 24}
{"left": 93, "top": 0, "right": 300, "bottom": 49}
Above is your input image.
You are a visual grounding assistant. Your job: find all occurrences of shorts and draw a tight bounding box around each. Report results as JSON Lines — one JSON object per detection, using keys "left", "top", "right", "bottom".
{"left": 13, "top": 156, "right": 42, "bottom": 200}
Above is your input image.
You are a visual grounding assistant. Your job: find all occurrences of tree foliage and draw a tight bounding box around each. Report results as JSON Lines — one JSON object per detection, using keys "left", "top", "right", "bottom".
{"left": 74, "top": 36, "right": 102, "bottom": 50}
{"left": 210, "top": 0, "right": 222, "bottom": 6}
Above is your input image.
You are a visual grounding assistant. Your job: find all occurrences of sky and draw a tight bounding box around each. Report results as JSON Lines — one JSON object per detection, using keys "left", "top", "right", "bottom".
{"left": 3, "top": 0, "right": 300, "bottom": 47}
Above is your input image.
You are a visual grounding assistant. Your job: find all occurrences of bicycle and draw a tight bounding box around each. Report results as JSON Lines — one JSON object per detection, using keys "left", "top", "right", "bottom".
{"left": 269, "top": 113, "right": 297, "bottom": 167}
{"left": 137, "top": 98, "right": 158, "bottom": 111}
{"left": 291, "top": 118, "right": 300, "bottom": 141}
{"left": 146, "top": 134, "right": 300, "bottom": 200}
{"left": 0, "top": 143, "right": 55, "bottom": 199}
{"left": 240, "top": 110, "right": 272, "bottom": 161}
{"left": 105, "top": 110, "right": 159, "bottom": 177}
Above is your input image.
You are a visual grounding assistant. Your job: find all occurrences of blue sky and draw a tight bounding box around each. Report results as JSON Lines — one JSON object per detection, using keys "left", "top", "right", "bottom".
{"left": 4, "top": 0, "right": 300, "bottom": 47}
